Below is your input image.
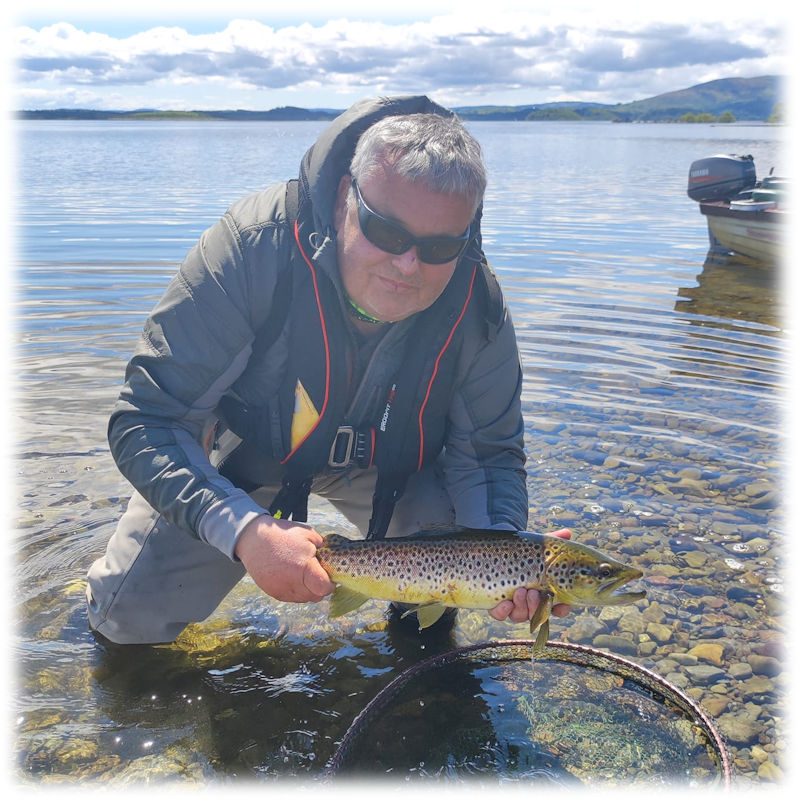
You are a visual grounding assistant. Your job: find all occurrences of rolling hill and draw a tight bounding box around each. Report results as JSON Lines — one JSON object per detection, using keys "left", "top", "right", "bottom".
{"left": 18, "top": 76, "right": 783, "bottom": 122}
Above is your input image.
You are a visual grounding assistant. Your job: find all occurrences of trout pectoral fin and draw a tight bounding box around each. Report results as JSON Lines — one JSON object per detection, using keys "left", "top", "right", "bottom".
{"left": 532, "top": 619, "right": 550, "bottom": 657}
{"left": 528, "top": 590, "right": 553, "bottom": 634}
{"left": 329, "top": 585, "right": 370, "bottom": 618}
{"left": 529, "top": 591, "right": 553, "bottom": 657}
{"left": 410, "top": 602, "right": 448, "bottom": 630}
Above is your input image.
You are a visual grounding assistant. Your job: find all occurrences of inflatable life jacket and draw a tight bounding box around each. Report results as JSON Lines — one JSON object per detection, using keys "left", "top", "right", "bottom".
{"left": 217, "top": 180, "right": 504, "bottom": 539}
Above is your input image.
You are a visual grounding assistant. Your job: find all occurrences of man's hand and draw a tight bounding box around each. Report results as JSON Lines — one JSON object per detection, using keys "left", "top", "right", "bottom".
{"left": 488, "top": 528, "right": 573, "bottom": 623}
{"left": 234, "top": 515, "right": 335, "bottom": 603}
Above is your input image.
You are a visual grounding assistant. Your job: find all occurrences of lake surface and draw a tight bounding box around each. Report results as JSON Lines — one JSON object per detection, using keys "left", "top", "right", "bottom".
{"left": 13, "top": 119, "right": 786, "bottom": 787}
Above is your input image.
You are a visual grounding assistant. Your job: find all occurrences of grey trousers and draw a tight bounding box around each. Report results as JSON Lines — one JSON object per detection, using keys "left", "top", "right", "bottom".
{"left": 86, "top": 463, "right": 455, "bottom": 645}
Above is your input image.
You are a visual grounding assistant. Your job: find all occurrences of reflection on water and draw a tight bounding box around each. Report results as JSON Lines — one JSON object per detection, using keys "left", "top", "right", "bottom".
{"left": 13, "top": 120, "right": 784, "bottom": 786}
{"left": 677, "top": 255, "right": 780, "bottom": 329}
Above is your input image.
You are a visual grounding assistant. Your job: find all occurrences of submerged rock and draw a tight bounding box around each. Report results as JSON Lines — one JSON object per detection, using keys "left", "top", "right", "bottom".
{"left": 757, "top": 760, "right": 784, "bottom": 781}
{"left": 646, "top": 622, "right": 672, "bottom": 643}
{"left": 687, "top": 643, "right": 724, "bottom": 666}
{"left": 717, "top": 711, "right": 761, "bottom": 745}
{"left": 747, "top": 654, "right": 782, "bottom": 677}
{"left": 684, "top": 665, "right": 725, "bottom": 685}
{"left": 591, "top": 634, "right": 637, "bottom": 655}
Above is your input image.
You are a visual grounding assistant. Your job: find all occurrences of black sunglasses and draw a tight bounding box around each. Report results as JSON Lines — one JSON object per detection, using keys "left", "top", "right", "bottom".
{"left": 351, "top": 179, "right": 471, "bottom": 265}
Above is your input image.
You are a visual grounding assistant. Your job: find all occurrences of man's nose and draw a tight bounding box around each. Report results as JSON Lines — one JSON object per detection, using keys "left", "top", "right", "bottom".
{"left": 391, "top": 246, "right": 421, "bottom": 274}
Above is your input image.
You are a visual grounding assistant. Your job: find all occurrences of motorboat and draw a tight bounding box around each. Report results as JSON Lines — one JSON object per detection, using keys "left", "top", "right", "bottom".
{"left": 687, "top": 154, "right": 785, "bottom": 265}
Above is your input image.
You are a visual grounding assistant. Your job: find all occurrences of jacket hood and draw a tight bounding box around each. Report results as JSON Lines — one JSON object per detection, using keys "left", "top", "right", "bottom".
{"left": 298, "top": 95, "right": 456, "bottom": 237}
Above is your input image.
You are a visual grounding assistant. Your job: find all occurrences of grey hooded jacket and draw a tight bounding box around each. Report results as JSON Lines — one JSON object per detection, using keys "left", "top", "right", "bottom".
{"left": 108, "top": 96, "right": 528, "bottom": 560}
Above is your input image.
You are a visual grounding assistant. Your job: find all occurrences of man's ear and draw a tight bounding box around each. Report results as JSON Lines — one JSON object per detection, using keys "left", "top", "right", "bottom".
{"left": 333, "top": 174, "right": 352, "bottom": 232}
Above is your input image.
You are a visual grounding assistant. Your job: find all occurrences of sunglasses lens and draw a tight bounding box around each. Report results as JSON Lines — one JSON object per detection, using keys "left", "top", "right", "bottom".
{"left": 418, "top": 239, "right": 467, "bottom": 264}
{"left": 364, "top": 217, "right": 467, "bottom": 264}
{"left": 362, "top": 217, "right": 411, "bottom": 256}
{"left": 354, "top": 179, "right": 469, "bottom": 265}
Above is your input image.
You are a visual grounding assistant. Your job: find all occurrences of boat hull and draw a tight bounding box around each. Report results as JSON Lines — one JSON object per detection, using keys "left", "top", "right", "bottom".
{"left": 699, "top": 201, "right": 783, "bottom": 264}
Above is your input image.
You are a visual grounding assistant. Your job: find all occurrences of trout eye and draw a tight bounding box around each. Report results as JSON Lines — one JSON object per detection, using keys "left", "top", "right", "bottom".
{"left": 597, "top": 563, "right": 614, "bottom": 579}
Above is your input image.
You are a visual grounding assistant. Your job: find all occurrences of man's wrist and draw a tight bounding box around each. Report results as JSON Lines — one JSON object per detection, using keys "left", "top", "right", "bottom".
{"left": 197, "top": 496, "right": 268, "bottom": 561}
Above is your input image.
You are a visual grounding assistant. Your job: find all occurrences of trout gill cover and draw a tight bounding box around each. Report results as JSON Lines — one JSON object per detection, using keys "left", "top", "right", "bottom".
{"left": 316, "top": 530, "right": 645, "bottom": 650}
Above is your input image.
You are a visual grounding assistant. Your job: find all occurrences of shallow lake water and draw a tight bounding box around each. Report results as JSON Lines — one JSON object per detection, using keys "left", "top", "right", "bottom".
{"left": 12, "top": 119, "right": 786, "bottom": 787}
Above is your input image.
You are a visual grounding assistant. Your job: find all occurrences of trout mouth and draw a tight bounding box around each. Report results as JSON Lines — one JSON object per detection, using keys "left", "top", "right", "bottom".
{"left": 597, "top": 569, "right": 646, "bottom": 603}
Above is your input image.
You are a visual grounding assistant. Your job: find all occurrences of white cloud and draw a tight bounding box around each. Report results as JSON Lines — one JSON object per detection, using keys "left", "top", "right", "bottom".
{"left": 10, "top": 9, "right": 788, "bottom": 110}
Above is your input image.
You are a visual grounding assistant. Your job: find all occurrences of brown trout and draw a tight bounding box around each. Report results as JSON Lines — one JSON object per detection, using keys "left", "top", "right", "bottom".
{"left": 316, "top": 530, "right": 645, "bottom": 650}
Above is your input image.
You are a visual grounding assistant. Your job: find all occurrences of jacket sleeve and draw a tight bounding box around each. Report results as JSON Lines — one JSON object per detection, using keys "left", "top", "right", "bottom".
{"left": 108, "top": 188, "right": 288, "bottom": 559}
{"left": 443, "top": 305, "right": 528, "bottom": 531}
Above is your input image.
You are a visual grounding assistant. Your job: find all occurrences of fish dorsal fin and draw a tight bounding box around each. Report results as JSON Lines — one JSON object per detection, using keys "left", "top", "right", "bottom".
{"left": 409, "top": 602, "right": 449, "bottom": 630}
{"left": 329, "top": 585, "right": 370, "bottom": 618}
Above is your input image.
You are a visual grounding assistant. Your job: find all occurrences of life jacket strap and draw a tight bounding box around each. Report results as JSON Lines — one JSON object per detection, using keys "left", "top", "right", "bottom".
{"left": 366, "top": 474, "right": 408, "bottom": 540}
{"left": 328, "top": 426, "right": 375, "bottom": 469}
{"left": 268, "top": 476, "right": 314, "bottom": 522}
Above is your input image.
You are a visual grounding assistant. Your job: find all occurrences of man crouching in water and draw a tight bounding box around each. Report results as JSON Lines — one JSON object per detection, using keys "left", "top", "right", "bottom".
{"left": 86, "top": 95, "right": 571, "bottom": 644}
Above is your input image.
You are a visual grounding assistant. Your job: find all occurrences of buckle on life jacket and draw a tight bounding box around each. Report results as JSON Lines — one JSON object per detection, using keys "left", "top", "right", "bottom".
{"left": 328, "top": 426, "right": 374, "bottom": 469}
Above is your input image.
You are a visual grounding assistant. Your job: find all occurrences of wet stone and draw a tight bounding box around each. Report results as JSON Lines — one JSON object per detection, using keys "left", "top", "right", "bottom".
{"left": 709, "top": 474, "right": 743, "bottom": 490}
{"left": 597, "top": 607, "right": 625, "bottom": 624}
{"left": 697, "top": 594, "right": 726, "bottom": 611}
{"left": 591, "top": 634, "right": 638, "bottom": 655}
{"left": 747, "top": 655, "right": 782, "bottom": 677}
{"left": 618, "top": 537, "right": 650, "bottom": 556}
{"left": 709, "top": 521, "right": 740, "bottom": 537}
{"left": 684, "top": 665, "right": 725, "bottom": 685}
{"left": 718, "top": 711, "right": 762, "bottom": 745}
{"left": 744, "top": 537, "right": 772, "bottom": 553}
{"left": 744, "top": 480, "right": 775, "bottom": 498}
{"left": 696, "top": 624, "right": 726, "bottom": 640}
{"left": 675, "top": 478, "right": 709, "bottom": 496}
{"left": 708, "top": 683, "right": 730, "bottom": 695}
{"left": 564, "top": 615, "right": 607, "bottom": 642}
{"left": 726, "top": 585, "right": 760, "bottom": 602}
{"left": 650, "top": 564, "right": 682, "bottom": 578}
{"left": 729, "top": 602, "right": 760, "bottom": 621}
{"left": 638, "top": 640, "right": 657, "bottom": 657}
{"left": 532, "top": 420, "right": 564, "bottom": 434}
{"left": 641, "top": 602, "right": 667, "bottom": 624}
{"left": 666, "top": 440, "right": 691, "bottom": 457}
{"left": 730, "top": 662, "right": 754, "bottom": 680}
{"left": 646, "top": 622, "right": 672, "bottom": 643}
{"left": 664, "top": 671, "right": 689, "bottom": 689}
{"left": 571, "top": 448, "right": 607, "bottom": 466}
{"left": 740, "top": 676, "right": 776, "bottom": 702}
{"left": 754, "top": 640, "right": 784, "bottom": 660}
{"left": 656, "top": 658, "right": 680, "bottom": 673}
{"left": 700, "top": 695, "right": 730, "bottom": 717}
{"left": 616, "top": 609, "right": 647, "bottom": 635}
{"left": 750, "top": 744, "right": 770, "bottom": 764}
{"left": 747, "top": 491, "right": 779, "bottom": 510}
{"left": 638, "top": 513, "right": 671, "bottom": 527}
{"left": 681, "top": 551, "right": 709, "bottom": 568}
{"left": 740, "top": 527, "right": 775, "bottom": 543}
{"left": 757, "top": 761, "right": 784, "bottom": 782}
{"left": 687, "top": 643, "right": 724, "bottom": 666}
{"left": 668, "top": 652, "right": 699, "bottom": 667}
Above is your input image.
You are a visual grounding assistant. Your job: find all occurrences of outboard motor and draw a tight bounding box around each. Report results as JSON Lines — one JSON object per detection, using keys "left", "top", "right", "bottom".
{"left": 687, "top": 154, "right": 756, "bottom": 201}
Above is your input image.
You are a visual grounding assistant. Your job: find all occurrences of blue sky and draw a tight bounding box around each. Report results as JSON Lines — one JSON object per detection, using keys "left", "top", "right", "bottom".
{"left": 7, "top": 1, "right": 790, "bottom": 111}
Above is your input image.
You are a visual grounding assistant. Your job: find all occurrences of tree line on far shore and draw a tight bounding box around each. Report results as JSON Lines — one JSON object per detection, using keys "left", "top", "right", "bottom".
{"left": 677, "top": 104, "right": 783, "bottom": 124}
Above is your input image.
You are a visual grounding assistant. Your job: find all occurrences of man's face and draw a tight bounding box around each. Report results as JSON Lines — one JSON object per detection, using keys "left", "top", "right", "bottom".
{"left": 333, "top": 163, "right": 475, "bottom": 323}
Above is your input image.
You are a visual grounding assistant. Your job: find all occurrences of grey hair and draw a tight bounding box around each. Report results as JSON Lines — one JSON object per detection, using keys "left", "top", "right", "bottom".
{"left": 349, "top": 113, "right": 486, "bottom": 214}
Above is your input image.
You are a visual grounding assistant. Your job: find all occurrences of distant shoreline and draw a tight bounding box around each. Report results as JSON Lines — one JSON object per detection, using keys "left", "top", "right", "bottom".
{"left": 15, "top": 108, "right": 341, "bottom": 122}
{"left": 15, "top": 75, "right": 784, "bottom": 124}
{"left": 15, "top": 111, "right": 783, "bottom": 125}
{"left": 14, "top": 76, "right": 784, "bottom": 125}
